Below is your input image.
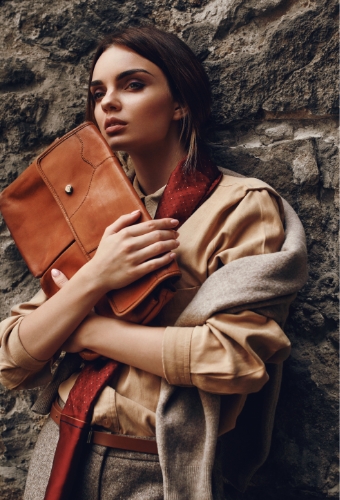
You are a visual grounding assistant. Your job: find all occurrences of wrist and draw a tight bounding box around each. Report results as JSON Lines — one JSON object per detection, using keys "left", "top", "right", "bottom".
{"left": 84, "top": 315, "right": 119, "bottom": 353}
{"left": 76, "top": 260, "right": 111, "bottom": 297}
{"left": 79, "top": 315, "right": 98, "bottom": 351}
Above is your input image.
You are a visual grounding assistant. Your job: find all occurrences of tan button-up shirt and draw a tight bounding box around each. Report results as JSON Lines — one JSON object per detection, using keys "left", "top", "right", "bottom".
{"left": 0, "top": 174, "right": 291, "bottom": 437}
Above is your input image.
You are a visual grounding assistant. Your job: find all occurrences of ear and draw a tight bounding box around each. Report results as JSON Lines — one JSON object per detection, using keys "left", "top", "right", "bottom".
{"left": 173, "top": 103, "right": 188, "bottom": 121}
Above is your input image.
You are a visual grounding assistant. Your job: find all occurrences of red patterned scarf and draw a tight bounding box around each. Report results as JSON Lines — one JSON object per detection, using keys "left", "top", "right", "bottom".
{"left": 44, "top": 156, "right": 222, "bottom": 500}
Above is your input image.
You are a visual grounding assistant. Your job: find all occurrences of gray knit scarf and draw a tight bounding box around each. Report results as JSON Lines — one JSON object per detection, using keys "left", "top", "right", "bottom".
{"left": 156, "top": 172, "right": 308, "bottom": 498}
{"left": 33, "top": 170, "right": 308, "bottom": 499}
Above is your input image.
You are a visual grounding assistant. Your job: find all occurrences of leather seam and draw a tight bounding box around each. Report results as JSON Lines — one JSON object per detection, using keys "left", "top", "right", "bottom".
{"left": 36, "top": 127, "right": 121, "bottom": 253}
{"left": 75, "top": 132, "right": 115, "bottom": 170}
{"left": 40, "top": 239, "right": 76, "bottom": 278}
{"left": 68, "top": 167, "right": 95, "bottom": 219}
{"left": 37, "top": 122, "right": 89, "bottom": 160}
{"left": 108, "top": 270, "right": 181, "bottom": 314}
{"left": 36, "top": 160, "right": 88, "bottom": 258}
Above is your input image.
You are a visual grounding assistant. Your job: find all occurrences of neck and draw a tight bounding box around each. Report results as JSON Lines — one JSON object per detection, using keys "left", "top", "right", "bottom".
{"left": 127, "top": 140, "right": 187, "bottom": 195}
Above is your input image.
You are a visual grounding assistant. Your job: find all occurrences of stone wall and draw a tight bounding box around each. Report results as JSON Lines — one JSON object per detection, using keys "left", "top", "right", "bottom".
{"left": 0, "top": 0, "right": 338, "bottom": 498}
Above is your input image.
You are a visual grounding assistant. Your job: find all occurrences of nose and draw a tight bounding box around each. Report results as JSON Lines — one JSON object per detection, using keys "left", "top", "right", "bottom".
{"left": 101, "top": 89, "right": 122, "bottom": 112}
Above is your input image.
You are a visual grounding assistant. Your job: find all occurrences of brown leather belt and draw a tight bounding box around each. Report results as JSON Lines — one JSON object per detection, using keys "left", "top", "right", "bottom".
{"left": 50, "top": 401, "right": 158, "bottom": 455}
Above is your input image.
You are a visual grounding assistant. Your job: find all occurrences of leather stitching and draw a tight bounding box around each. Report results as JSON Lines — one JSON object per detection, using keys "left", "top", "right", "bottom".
{"left": 75, "top": 132, "right": 114, "bottom": 170}
{"left": 68, "top": 166, "right": 95, "bottom": 219}
{"left": 35, "top": 122, "right": 180, "bottom": 318}
{"left": 40, "top": 239, "right": 77, "bottom": 278}
{"left": 37, "top": 122, "right": 89, "bottom": 159}
{"left": 108, "top": 269, "right": 181, "bottom": 314}
{"left": 37, "top": 125, "right": 100, "bottom": 258}
{"left": 37, "top": 156, "right": 89, "bottom": 258}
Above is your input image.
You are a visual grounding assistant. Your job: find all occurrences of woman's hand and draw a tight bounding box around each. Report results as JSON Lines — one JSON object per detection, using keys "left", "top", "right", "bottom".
{"left": 82, "top": 210, "right": 179, "bottom": 294}
{"left": 19, "top": 212, "right": 177, "bottom": 363}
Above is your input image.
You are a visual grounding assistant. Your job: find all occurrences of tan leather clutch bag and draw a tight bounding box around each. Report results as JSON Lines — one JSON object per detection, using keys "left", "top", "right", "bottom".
{"left": 0, "top": 122, "right": 181, "bottom": 325}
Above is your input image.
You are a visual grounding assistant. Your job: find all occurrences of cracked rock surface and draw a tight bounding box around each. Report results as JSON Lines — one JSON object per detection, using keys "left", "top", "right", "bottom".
{"left": 0, "top": 1, "right": 338, "bottom": 499}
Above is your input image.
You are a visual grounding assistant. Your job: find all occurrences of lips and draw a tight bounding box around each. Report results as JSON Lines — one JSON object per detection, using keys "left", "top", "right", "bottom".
{"left": 104, "top": 117, "right": 127, "bottom": 135}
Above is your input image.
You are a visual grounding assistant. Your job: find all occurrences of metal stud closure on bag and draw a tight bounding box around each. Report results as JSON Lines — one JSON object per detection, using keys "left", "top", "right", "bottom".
{"left": 65, "top": 184, "right": 73, "bottom": 195}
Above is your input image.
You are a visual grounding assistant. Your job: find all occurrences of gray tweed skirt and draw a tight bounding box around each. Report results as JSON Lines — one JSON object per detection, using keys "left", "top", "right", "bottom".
{"left": 24, "top": 417, "right": 163, "bottom": 500}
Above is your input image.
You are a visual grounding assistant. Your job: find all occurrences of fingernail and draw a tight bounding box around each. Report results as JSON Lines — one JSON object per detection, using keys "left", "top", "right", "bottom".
{"left": 169, "top": 253, "right": 176, "bottom": 259}
{"left": 170, "top": 219, "right": 179, "bottom": 225}
{"left": 131, "top": 210, "right": 140, "bottom": 215}
{"left": 51, "top": 269, "right": 60, "bottom": 277}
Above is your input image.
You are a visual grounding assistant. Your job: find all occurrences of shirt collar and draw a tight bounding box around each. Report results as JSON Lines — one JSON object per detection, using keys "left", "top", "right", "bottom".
{"left": 132, "top": 175, "right": 166, "bottom": 219}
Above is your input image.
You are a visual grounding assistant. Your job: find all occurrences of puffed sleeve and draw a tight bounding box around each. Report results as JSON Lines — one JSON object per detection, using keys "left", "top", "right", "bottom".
{"left": 0, "top": 289, "right": 52, "bottom": 389}
{"left": 162, "top": 188, "right": 291, "bottom": 395}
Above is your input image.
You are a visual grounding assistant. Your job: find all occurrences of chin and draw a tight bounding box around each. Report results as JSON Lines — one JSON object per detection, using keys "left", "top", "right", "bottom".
{"left": 103, "top": 135, "right": 128, "bottom": 151}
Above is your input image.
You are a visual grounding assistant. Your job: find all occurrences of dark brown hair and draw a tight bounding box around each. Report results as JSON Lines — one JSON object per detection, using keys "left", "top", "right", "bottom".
{"left": 86, "top": 25, "right": 212, "bottom": 170}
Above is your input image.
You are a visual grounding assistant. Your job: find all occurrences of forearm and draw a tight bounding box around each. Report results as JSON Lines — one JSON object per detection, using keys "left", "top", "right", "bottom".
{"left": 18, "top": 214, "right": 178, "bottom": 365}
{"left": 80, "top": 316, "right": 165, "bottom": 378}
{"left": 19, "top": 265, "right": 106, "bottom": 361}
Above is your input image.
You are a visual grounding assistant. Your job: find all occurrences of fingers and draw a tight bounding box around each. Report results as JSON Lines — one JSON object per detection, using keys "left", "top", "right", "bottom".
{"left": 89, "top": 213, "right": 181, "bottom": 291}
{"left": 132, "top": 237, "right": 180, "bottom": 265}
{"left": 103, "top": 210, "right": 141, "bottom": 236}
{"left": 103, "top": 212, "right": 179, "bottom": 239}
{"left": 124, "top": 218, "right": 179, "bottom": 237}
{"left": 51, "top": 269, "right": 69, "bottom": 289}
{"left": 122, "top": 229, "right": 179, "bottom": 254}
{"left": 134, "top": 251, "right": 177, "bottom": 277}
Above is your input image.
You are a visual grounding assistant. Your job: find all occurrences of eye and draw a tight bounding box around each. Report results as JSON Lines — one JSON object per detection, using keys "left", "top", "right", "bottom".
{"left": 92, "top": 90, "right": 105, "bottom": 101}
{"left": 126, "top": 81, "right": 145, "bottom": 91}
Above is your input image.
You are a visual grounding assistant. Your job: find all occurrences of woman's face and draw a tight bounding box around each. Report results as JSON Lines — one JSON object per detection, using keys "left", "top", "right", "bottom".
{"left": 90, "top": 45, "right": 183, "bottom": 154}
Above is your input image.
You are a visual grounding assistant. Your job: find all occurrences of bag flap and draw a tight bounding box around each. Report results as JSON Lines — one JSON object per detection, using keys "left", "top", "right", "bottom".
{"left": 0, "top": 160, "right": 74, "bottom": 277}
{"left": 37, "top": 122, "right": 152, "bottom": 255}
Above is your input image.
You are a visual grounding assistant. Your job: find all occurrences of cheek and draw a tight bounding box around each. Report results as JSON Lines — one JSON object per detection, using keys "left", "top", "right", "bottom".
{"left": 135, "top": 94, "right": 174, "bottom": 129}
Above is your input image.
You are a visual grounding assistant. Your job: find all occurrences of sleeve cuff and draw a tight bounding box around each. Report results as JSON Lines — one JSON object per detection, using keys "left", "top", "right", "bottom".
{"left": 8, "top": 319, "right": 50, "bottom": 371}
{"left": 162, "top": 326, "right": 193, "bottom": 386}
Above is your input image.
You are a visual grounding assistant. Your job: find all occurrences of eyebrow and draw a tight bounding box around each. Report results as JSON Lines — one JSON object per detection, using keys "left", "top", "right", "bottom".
{"left": 90, "top": 69, "right": 153, "bottom": 87}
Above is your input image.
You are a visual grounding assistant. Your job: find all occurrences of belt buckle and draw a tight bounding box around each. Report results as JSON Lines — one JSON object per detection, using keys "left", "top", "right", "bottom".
{"left": 87, "top": 428, "right": 93, "bottom": 444}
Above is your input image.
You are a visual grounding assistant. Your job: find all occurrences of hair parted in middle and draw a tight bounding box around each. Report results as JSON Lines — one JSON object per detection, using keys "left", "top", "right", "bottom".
{"left": 86, "top": 25, "right": 212, "bottom": 171}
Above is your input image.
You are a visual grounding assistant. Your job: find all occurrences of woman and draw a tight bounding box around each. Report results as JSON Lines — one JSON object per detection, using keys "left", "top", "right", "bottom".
{"left": 0, "top": 26, "right": 307, "bottom": 499}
